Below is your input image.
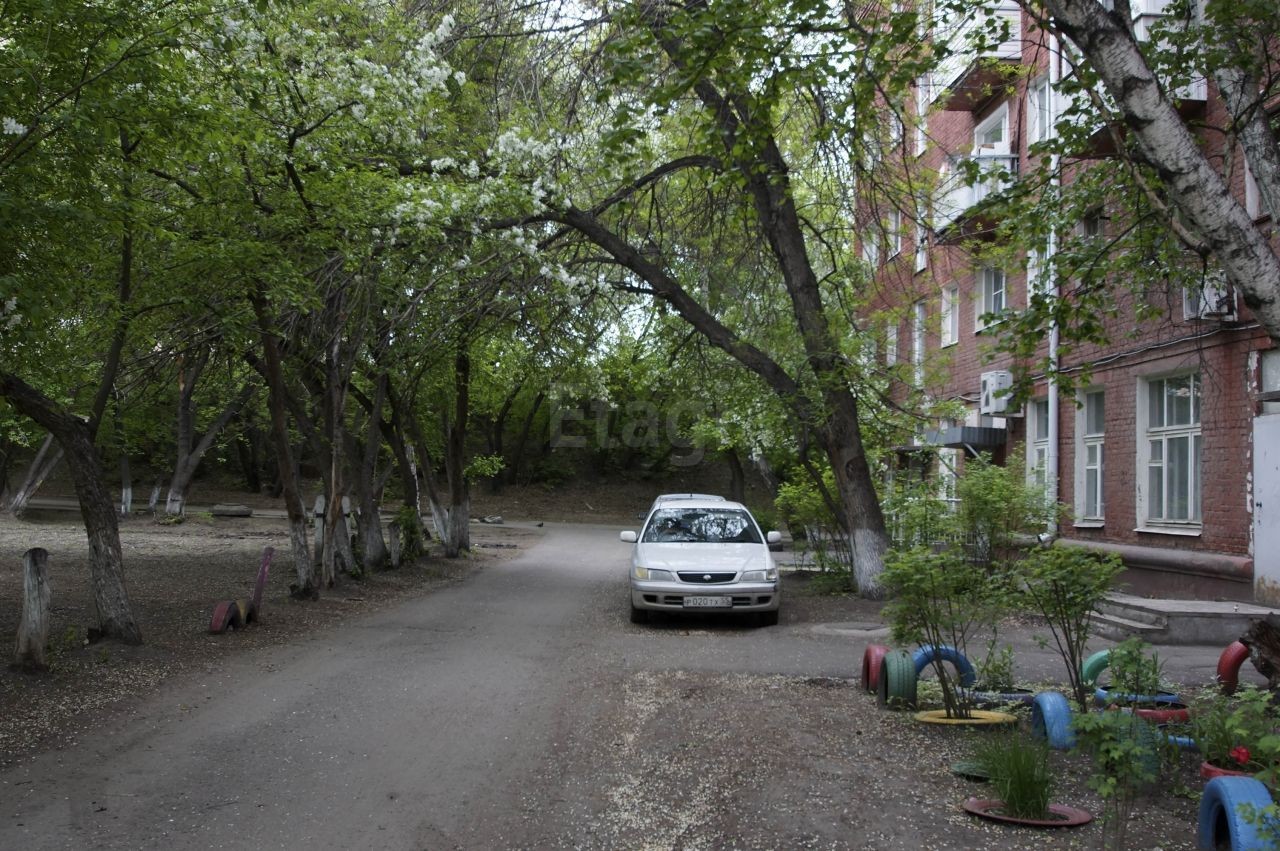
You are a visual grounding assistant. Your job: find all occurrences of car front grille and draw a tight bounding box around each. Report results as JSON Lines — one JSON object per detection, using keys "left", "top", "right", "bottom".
{"left": 677, "top": 572, "right": 737, "bottom": 584}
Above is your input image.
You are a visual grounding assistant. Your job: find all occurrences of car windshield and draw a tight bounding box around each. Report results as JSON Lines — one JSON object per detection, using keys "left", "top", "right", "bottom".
{"left": 642, "top": 508, "right": 762, "bottom": 544}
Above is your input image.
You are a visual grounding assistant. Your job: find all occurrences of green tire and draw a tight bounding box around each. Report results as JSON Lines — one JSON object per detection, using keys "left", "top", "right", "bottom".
{"left": 1081, "top": 649, "right": 1111, "bottom": 687}
{"left": 877, "top": 649, "right": 917, "bottom": 710}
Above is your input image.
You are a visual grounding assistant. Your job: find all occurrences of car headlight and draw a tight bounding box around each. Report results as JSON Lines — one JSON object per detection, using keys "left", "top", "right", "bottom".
{"left": 740, "top": 568, "right": 779, "bottom": 582}
{"left": 632, "top": 566, "right": 675, "bottom": 581}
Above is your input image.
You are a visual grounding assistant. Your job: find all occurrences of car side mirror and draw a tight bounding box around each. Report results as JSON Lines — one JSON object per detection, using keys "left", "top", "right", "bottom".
{"left": 766, "top": 530, "right": 782, "bottom": 544}
{"left": 620, "top": 531, "right": 638, "bottom": 543}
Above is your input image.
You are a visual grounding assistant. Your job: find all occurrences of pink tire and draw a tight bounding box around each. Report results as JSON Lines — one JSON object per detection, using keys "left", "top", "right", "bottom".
{"left": 1217, "top": 641, "right": 1249, "bottom": 695}
{"left": 861, "top": 644, "right": 890, "bottom": 693}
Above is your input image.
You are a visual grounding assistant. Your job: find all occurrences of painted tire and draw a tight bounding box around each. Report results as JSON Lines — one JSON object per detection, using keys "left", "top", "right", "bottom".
{"left": 1198, "top": 776, "right": 1275, "bottom": 850}
{"left": 1218, "top": 641, "right": 1250, "bottom": 696}
{"left": 1031, "top": 691, "right": 1075, "bottom": 750}
{"left": 877, "top": 650, "right": 918, "bottom": 710}
{"left": 1160, "top": 730, "right": 1198, "bottom": 752}
{"left": 1201, "top": 761, "right": 1252, "bottom": 780}
{"left": 911, "top": 644, "right": 977, "bottom": 687}
{"left": 1080, "top": 649, "right": 1111, "bottom": 686}
{"left": 861, "top": 644, "right": 890, "bottom": 693}
{"left": 1094, "top": 687, "right": 1181, "bottom": 708}
{"left": 1134, "top": 703, "right": 1191, "bottom": 724}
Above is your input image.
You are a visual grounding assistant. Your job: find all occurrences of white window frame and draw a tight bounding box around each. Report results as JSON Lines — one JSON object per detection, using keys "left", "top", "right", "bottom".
{"left": 938, "top": 447, "right": 962, "bottom": 511}
{"left": 914, "top": 75, "right": 930, "bottom": 156}
{"left": 862, "top": 233, "right": 880, "bottom": 267}
{"left": 914, "top": 222, "right": 928, "bottom": 272}
{"left": 912, "top": 300, "right": 926, "bottom": 385}
{"left": 975, "top": 267, "right": 1007, "bottom": 331}
{"left": 887, "top": 209, "right": 903, "bottom": 258}
{"left": 885, "top": 322, "right": 899, "bottom": 365}
{"left": 973, "top": 103, "right": 1010, "bottom": 155}
{"left": 1026, "top": 244, "right": 1047, "bottom": 300}
{"left": 1028, "top": 398, "right": 1050, "bottom": 489}
{"left": 1136, "top": 372, "right": 1202, "bottom": 532}
{"left": 1075, "top": 389, "right": 1105, "bottom": 524}
{"left": 940, "top": 285, "right": 958, "bottom": 347}
{"left": 1027, "top": 75, "right": 1052, "bottom": 144}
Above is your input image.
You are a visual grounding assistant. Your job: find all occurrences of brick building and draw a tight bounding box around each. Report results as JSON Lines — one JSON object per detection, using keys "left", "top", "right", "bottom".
{"left": 864, "top": 0, "right": 1280, "bottom": 601}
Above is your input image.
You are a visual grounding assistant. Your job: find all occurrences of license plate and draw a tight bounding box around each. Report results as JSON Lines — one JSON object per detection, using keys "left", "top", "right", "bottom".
{"left": 683, "top": 596, "right": 732, "bottom": 608}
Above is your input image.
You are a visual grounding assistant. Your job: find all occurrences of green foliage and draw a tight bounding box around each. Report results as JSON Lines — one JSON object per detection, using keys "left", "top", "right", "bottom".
{"left": 392, "top": 505, "right": 426, "bottom": 563}
{"left": 463, "top": 454, "right": 505, "bottom": 482}
{"left": 1104, "top": 638, "right": 1167, "bottom": 705}
{"left": 1019, "top": 546, "right": 1122, "bottom": 712}
{"left": 953, "top": 452, "right": 1052, "bottom": 567}
{"left": 973, "top": 733, "right": 1053, "bottom": 819}
{"left": 775, "top": 467, "right": 855, "bottom": 587}
{"left": 882, "top": 547, "right": 1012, "bottom": 718}
{"left": 1072, "top": 711, "right": 1162, "bottom": 849}
{"left": 1191, "top": 685, "right": 1280, "bottom": 773}
{"left": 974, "top": 644, "right": 1016, "bottom": 693}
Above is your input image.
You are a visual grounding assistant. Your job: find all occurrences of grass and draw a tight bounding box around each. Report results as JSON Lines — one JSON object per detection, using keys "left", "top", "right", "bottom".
{"left": 973, "top": 732, "right": 1054, "bottom": 819}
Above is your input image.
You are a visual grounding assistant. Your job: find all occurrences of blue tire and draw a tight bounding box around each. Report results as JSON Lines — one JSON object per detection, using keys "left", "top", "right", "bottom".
{"left": 1031, "top": 691, "right": 1075, "bottom": 750}
{"left": 1198, "top": 776, "right": 1276, "bottom": 850}
{"left": 1094, "top": 686, "right": 1181, "bottom": 708}
{"left": 911, "top": 644, "right": 977, "bottom": 687}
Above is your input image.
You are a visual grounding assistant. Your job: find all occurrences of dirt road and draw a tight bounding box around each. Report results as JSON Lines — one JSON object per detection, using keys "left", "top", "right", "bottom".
{"left": 0, "top": 523, "right": 1223, "bottom": 849}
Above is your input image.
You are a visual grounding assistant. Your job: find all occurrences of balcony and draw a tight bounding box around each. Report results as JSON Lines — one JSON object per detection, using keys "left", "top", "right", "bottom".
{"left": 933, "top": 3, "right": 1023, "bottom": 112}
{"left": 933, "top": 153, "right": 1019, "bottom": 235}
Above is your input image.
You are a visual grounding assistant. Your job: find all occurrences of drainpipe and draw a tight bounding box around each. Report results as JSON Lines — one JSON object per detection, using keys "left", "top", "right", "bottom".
{"left": 1044, "top": 33, "right": 1062, "bottom": 538}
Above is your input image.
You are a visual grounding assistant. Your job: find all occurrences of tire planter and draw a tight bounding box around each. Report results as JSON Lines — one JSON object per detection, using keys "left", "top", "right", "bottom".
{"left": 1030, "top": 691, "right": 1076, "bottom": 750}
{"left": 1218, "top": 641, "right": 1250, "bottom": 696}
{"left": 1093, "top": 686, "right": 1181, "bottom": 708}
{"left": 914, "top": 709, "right": 1018, "bottom": 727}
{"left": 959, "top": 687, "right": 1036, "bottom": 709}
{"left": 1132, "top": 702, "right": 1191, "bottom": 724}
{"left": 1198, "top": 776, "right": 1276, "bottom": 850}
{"left": 1080, "top": 649, "right": 1111, "bottom": 687}
{"left": 962, "top": 798, "right": 1092, "bottom": 828}
{"left": 877, "top": 649, "right": 917, "bottom": 710}
{"left": 911, "top": 644, "right": 977, "bottom": 687}
{"left": 861, "top": 644, "right": 890, "bottom": 693}
{"left": 1158, "top": 727, "right": 1198, "bottom": 752}
{"left": 1201, "top": 761, "right": 1253, "bottom": 781}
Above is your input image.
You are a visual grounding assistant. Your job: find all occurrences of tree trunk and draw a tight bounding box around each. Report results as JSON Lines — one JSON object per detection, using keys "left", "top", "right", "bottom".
{"left": 0, "top": 372, "right": 142, "bottom": 642}
{"left": 234, "top": 412, "right": 264, "bottom": 493}
{"left": 9, "top": 434, "right": 63, "bottom": 518}
{"left": 13, "top": 547, "right": 52, "bottom": 671}
{"left": 251, "top": 291, "right": 315, "bottom": 598}
{"left": 1242, "top": 615, "right": 1280, "bottom": 692}
{"left": 165, "top": 378, "right": 254, "bottom": 517}
{"left": 752, "top": 450, "right": 781, "bottom": 497}
{"left": 352, "top": 374, "right": 387, "bottom": 571}
{"left": 441, "top": 348, "right": 472, "bottom": 558}
{"left": 1038, "top": 0, "right": 1280, "bottom": 341}
{"left": 724, "top": 446, "right": 746, "bottom": 503}
{"left": 0, "top": 435, "right": 13, "bottom": 510}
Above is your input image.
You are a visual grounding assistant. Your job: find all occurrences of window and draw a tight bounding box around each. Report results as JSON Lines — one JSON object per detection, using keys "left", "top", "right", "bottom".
{"left": 1026, "top": 244, "right": 1047, "bottom": 300}
{"left": 885, "top": 322, "right": 899, "bottom": 365}
{"left": 862, "top": 233, "right": 880, "bottom": 267}
{"left": 1077, "top": 390, "right": 1105, "bottom": 521}
{"left": 1139, "top": 373, "right": 1202, "bottom": 528}
{"left": 938, "top": 447, "right": 962, "bottom": 511}
{"left": 975, "top": 267, "right": 1006, "bottom": 330}
{"left": 914, "top": 75, "right": 930, "bottom": 156}
{"left": 912, "top": 300, "right": 926, "bottom": 385}
{"left": 887, "top": 209, "right": 903, "bottom": 258}
{"left": 974, "top": 105, "right": 1009, "bottom": 155}
{"left": 1078, "top": 211, "right": 1104, "bottom": 241}
{"left": 940, "top": 285, "right": 958, "bottom": 347}
{"left": 915, "top": 222, "right": 928, "bottom": 272}
{"left": 1029, "top": 398, "right": 1050, "bottom": 489}
{"left": 889, "top": 113, "right": 904, "bottom": 150}
{"left": 1245, "top": 159, "right": 1274, "bottom": 220}
{"left": 1027, "top": 76, "right": 1052, "bottom": 144}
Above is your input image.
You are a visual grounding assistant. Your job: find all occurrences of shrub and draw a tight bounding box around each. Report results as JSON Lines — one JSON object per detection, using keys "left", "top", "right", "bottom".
{"left": 973, "top": 733, "right": 1053, "bottom": 819}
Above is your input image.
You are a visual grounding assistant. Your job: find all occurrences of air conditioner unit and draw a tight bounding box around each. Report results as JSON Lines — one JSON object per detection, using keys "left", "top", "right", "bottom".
{"left": 979, "top": 370, "right": 1014, "bottom": 415}
{"left": 1184, "top": 273, "right": 1236, "bottom": 320}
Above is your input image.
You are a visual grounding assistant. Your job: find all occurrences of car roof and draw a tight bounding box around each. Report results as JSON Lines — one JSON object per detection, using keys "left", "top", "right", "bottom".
{"left": 651, "top": 493, "right": 726, "bottom": 505}
{"left": 648, "top": 498, "right": 750, "bottom": 513}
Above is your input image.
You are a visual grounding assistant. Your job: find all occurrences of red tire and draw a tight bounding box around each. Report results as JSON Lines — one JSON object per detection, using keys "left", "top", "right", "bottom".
{"left": 1217, "top": 641, "right": 1249, "bottom": 695}
{"left": 861, "top": 644, "right": 890, "bottom": 693}
{"left": 1134, "top": 703, "right": 1191, "bottom": 724}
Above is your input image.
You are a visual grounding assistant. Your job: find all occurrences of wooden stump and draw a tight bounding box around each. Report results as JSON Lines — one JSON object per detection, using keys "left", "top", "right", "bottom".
{"left": 14, "top": 548, "right": 51, "bottom": 672}
{"left": 1241, "top": 615, "right": 1280, "bottom": 692}
{"left": 389, "top": 525, "right": 402, "bottom": 569}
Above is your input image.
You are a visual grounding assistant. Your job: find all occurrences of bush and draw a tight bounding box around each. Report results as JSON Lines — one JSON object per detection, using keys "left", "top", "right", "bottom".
{"left": 1191, "top": 685, "right": 1280, "bottom": 773}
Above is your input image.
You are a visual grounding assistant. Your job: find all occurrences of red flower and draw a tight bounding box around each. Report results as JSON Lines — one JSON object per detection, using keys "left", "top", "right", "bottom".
{"left": 1230, "top": 746, "right": 1251, "bottom": 766}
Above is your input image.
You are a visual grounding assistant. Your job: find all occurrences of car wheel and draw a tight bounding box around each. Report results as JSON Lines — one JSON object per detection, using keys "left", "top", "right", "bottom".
{"left": 629, "top": 603, "right": 648, "bottom": 624}
{"left": 758, "top": 610, "right": 779, "bottom": 627}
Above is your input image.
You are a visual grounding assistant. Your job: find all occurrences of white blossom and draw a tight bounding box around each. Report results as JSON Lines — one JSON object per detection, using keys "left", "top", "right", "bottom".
{"left": 2, "top": 117, "right": 27, "bottom": 135}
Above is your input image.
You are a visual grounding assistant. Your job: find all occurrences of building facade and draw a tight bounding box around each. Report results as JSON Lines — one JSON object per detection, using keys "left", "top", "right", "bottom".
{"left": 863, "top": 0, "right": 1279, "bottom": 601}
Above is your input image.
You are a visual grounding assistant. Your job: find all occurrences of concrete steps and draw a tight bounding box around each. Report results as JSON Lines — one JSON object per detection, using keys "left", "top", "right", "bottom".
{"left": 1089, "top": 593, "right": 1280, "bottom": 645}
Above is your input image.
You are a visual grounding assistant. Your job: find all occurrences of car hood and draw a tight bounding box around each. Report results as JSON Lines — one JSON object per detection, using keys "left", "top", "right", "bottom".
{"left": 632, "top": 542, "right": 773, "bottom": 573}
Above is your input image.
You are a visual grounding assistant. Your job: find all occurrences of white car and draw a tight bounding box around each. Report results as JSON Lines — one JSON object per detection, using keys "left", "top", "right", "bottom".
{"left": 620, "top": 497, "right": 782, "bottom": 625}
